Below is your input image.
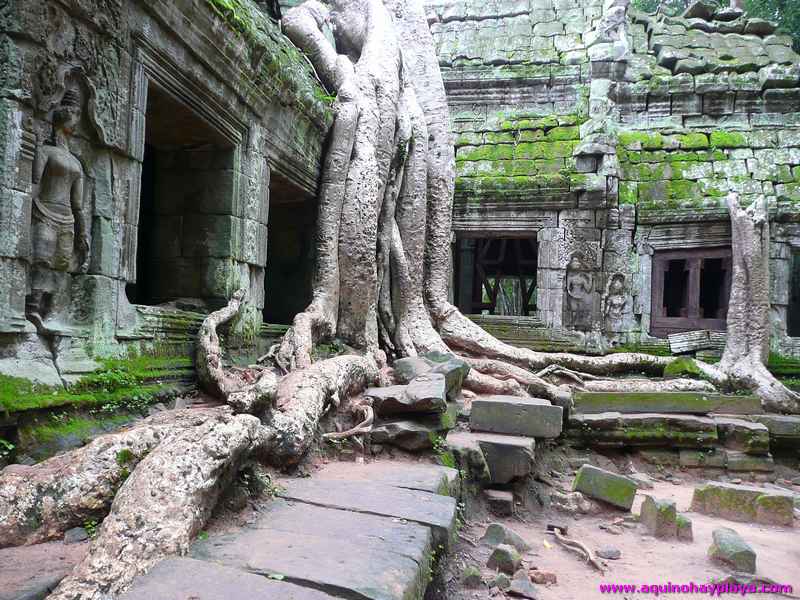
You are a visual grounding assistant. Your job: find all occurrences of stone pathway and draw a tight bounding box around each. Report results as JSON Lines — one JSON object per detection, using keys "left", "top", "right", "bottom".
{"left": 121, "top": 462, "right": 458, "bottom": 600}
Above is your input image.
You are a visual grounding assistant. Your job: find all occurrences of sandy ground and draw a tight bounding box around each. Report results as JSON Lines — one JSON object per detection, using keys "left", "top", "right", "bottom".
{"left": 440, "top": 476, "right": 800, "bottom": 600}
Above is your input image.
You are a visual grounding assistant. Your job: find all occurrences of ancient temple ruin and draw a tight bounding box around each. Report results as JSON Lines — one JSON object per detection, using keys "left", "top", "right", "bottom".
{"left": 1, "top": 2, "right": 800, "bottom": 600}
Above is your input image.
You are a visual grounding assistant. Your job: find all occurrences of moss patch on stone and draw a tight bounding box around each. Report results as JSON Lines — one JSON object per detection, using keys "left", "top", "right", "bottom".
{"left": 663, "top": 357, "right": 706, "bottom": 380}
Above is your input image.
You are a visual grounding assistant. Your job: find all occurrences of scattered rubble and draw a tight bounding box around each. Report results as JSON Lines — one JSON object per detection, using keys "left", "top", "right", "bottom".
{"left": 487, "top": 544, "right": 521, "bottom": 575}
{"left": 708, "top": 527, "right": 757, "bottom": 574}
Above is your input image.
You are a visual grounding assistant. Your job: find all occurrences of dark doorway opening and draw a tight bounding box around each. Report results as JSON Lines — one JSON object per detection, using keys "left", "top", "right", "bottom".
{"left": 262, "top": 174, "right": 316, "bottom": 325}
{"left": 126, "top": 83, "right": 235, "bottom": 308}
{"left": 663, "top": 259, "right": 688, "bottom": 317}
{"left": 651, "top": 247, "right": 732, "bottom": 337}
{"left": 454, "top": 237, "right": 538, "bottom": 316}
{"left": 789, "top": 251, "right": 800, "bottom": 337}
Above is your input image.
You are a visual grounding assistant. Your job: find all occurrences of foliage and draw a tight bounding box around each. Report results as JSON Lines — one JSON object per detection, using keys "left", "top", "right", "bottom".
{"left": 84, "top": 519, "right": 99, "bottom": 538}
{"left": 0, "top": 438, "right": 14, "bottom": 459}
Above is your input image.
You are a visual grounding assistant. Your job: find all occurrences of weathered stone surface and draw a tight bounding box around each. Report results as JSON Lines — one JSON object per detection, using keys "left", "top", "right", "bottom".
{"left": 480, "top": 523, "right": 530, "bottom": 552}
{"left": 679, "top": 448, "right": 727, "bottom": 468}
{"left": 447, "top": 431, "right": 535, "bottom": 484}
{"left": 485, "top": 489, "right": 515, "bottom": 517}
{"left": 63, "top": 527, "right": 89, "bottom": 545}
{"left": 470, "top": 396, "right": 563, "bottom": 438}
{"left": 315, "top": 462, "right": 459, "bottom": 497}
{"left": 749, "top": 415, "right": 800, "bottom": 450}
{"left": 628, "top": 472, "right": 655, "bottom": 489}
{"left": 487, "top": 544, "right": 521, "bottom": 575}
{"left": 708, "top": 528, "right": 756, "bottom": 574}
{"left": 596, "top": 546, "right": 621, "bottom": 560}
{"left": 365, "top": 374, "right": 447, "bottom": 416}
{"left": 572, "top": 465, "right": 637, "bottom": 511}
{"left": 277, "top": 478, "right": 458, "bottom": 546}
{"left": 691, "top": 482, "right": 794, "bottom": 526}
{"left": 724, "top": 450, "right": 775, "bottom": 473}
{"left": 425, "top": 353, "right": 470, "bottom": 400}
{"left": 509, "top": 572, "right": 539, "bottom": 599}
{"left": 122, "top": 558, "right": 338, "bottom": 600}
{"left": 461, "top": 566, "right": 483, "bottom": 588}
{"left": 393, "top": 356, "right": 435, "bottom": 384}
{"left": 641, "top": 496, "right": 678, "bottom": 538}
{"left": 640, "top": 449, "right": 680, "bottom": 466}
{"left": 676, "top": 515, "right": 694, "bottom": 542}
{"left": 714, "top": 417, "right": 770, "bottom": 454}
{"left": 573, "top": 392, "right": 761, "bottom": 415}
{"left": 569, "top": 413, "right": 718, "bottom": 449}
{"left": 371, "top": 409, "right": 455, "bottom": 451}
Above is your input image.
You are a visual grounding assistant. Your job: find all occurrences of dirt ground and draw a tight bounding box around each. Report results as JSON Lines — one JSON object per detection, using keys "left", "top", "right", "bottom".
{"left": 437, "top": 474, "right": 800, "bottom": 600}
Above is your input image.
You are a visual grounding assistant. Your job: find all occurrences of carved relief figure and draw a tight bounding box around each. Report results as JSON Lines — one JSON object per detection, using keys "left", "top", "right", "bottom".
{"left": 565, "top": 253, "right": 594, "bottom": 330}
{"left": 26, "top": 88, "right": 90, "bottom": 332}
{"left": 604, "top": 273, "right": 628, "bottom": 331}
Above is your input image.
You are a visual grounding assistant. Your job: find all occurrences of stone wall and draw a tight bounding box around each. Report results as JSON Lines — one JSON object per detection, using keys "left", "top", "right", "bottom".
{"left": 428, "top": 0, "right": 800, "bottom": 355}
{"left": 0, "top": 0, "right": 332, "bottom": 384}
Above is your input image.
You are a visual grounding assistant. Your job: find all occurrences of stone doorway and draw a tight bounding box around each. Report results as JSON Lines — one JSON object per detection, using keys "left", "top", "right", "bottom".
{"left": 789, "top": 250, "right": 800, "bottom": 338}
{"left": 455, "top": 237, "right": 538, "bottom": 316}
{"left": 262, "top": 175, "right": 316, "bottom": 325}
{"left": 126, "top": 83, "right": 236, "bottom": 309}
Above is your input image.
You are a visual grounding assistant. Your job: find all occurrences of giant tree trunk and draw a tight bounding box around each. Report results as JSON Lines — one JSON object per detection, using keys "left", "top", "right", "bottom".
{"left": 697, "top": 193, "right": 799, "bottom": 413}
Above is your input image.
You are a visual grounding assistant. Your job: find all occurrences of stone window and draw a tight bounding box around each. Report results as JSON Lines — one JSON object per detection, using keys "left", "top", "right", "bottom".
{"left": 455, "top": 237, "right": 538, "bottom": 316}
{"left": 126, "top": 83, "right": 236, "bottom": 308}
{"left": 650, "top": 247, "right": 732, "bottom": 337}
{"left": 789, "top": 250, "right": 800, "bottom": 337}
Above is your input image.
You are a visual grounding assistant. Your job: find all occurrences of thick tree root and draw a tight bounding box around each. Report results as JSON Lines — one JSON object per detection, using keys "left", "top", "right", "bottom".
{"left": 263, "top": 354, "right": 379, "bottom": 465}
{"left": 462, "top": 357, "right": 572, "bottom": 406}
{"left": 0, "top": 408, "right": 223, "bottom": 549}
{"left": 47, "top": 412, "right": 263, "bottom": 600}
{"left": 550, "top": 528, "right": 605, "bottom": 574}
{"left": 322, "top": 403, "right": 374, "bottom": 440}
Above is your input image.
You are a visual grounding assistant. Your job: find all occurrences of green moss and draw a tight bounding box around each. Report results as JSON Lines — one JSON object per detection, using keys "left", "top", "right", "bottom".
{"left": 664, "top": 357, "right": 706, "bottom": 380}
{"left": 710, "top": 130, "right": 748, "bottom": 149}
{"left": 21, "top": 414, "right": 132, "bottom": 446}
{"left": 116, "top": 448, "right": 135, "bottom": 466}
{"left": 767, "top": 353, "right": 800, "bottom": 377}
{"left": 678, "top": 133, "right": 709, "bottom": 149}
{"left": 619, "top": 131, "right": 664, "bottom": 150}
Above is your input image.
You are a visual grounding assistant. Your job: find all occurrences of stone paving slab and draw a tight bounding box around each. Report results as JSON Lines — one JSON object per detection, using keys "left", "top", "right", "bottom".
{"left": 122, "top": 558, "right": 338, "bottom": 600}
{"left": 313, "top": 461, "right": 459, "bottom": 496}
{"left": 251, "top": 498, "right": 433, "bottom": 562}
{"left": 277, "top": 478, "right": 457, "bottom": 546}
{"left": 192, "top": 523, "right": 428, "bottom": 600}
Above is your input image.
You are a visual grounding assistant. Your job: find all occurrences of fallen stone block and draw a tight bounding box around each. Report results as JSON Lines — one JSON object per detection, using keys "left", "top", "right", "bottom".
{"left": 573, "top": 392, "right": 761, "bottom": 415}
{"left": 485, "top": 489, "right": 515, "bottom": 517}
{"left": 724, "top": 450, "right": 774, "bottom": 473}
{"left": 714, "top": 417, "right": 770, "bottom": 454}
{"left": 392, "top": 356, "right": 434, "bottom": 384}
{"left": 572, "top": 465, "right": 637, "bottom": 511}
{"left": 640, "top": 496, "right": 677, "bottom": 538}
{"left": 679, "top": 448, "right": 727, "bottom": 468}
{"left": 480, "top": 523, "right": 530, "bottom": 552}
{"left": 487, "top": 544, "right": 521, "bottom": 575}
{"left": 676, "top": 514, "right": 694, "bottom": 542}
{"left": 749, "top": 415, "right": 800, "bottom": 451}
{"left": 471, "top": 395, "right": 563, "bottom": 438}
{"left": 691, "top": 482, "right": 795, "bottom": 527}
{"left": 424, "top": 352, "right": 470, "bottom": 400}
{"left": 447, "top": 431, "right": 535, "bottom": 485}
{"left": 569, "top": 412, "right": 718, "bottom": 449}
{"left": 461, "top": 566, "right": 483, "bottom": 589}
{"left": 509, "top": 572, "right": 538, "bottom": 599}
{"left": 708, "top": 527, "right": 756, "bottom": 574}
{"left": 366, "top": 374, "right": 447, "bottom": 416}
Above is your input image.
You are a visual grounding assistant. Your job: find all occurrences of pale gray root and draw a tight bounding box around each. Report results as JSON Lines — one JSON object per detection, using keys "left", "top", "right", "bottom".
{"left": 47, "top": 412, "right": 263, "bottom": 600}
{"left": 550, "top": 528, "right": 605, "bottom": 574}
{"left": 463, "top": 357, "right": 572, "bottom": 405}
{"left": 196, "top": 288, "right": 278, "bottom": 414}
{"left": 463, "top": 369, "right": 528, "bottom": 397}
{"left": 322, "top": 402, "right": 375, "bottom": 440}
{"left": 695, "top": 193, "right": 799, "bottom": 414}
{"left": 264, "top": 354, "right": 379, "bottom": 465}
{"left": 582, "top": 378, "right": 717, "bottom": 393}
{"left": 0, "top": 408, "right": 224, "bottom": 549}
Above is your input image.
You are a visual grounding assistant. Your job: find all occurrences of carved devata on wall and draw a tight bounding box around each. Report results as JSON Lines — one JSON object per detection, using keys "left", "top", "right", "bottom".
{"left": 25, "top": 67, "right": 101, "bottom": 336}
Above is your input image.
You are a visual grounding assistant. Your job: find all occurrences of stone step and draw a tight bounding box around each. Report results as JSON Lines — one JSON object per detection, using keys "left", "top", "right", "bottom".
{"left": 748, "top": 415, "right": 800, "bottom": 450}
{"left": 568, "top": 412, "right": 719, "bottom": 448}
{"left": 446, "top": 430, "right": 535, "bottom": 485}
{"left": 470, "top": 395, "right": 563, "bottom": 438}
{"left": 123, "top": 558, "right": 339, "bottom": 600}
{"left": 122, "top": 463, "right": 458, "bottom": 600}
{"left": 573, "top": 391, "right": 763, "bottom": 415}
{"left": 276, "top": 478, "right": 458, "bottom": 547}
